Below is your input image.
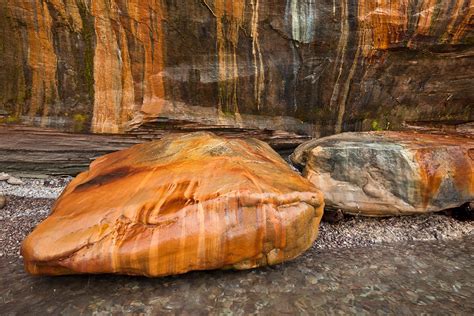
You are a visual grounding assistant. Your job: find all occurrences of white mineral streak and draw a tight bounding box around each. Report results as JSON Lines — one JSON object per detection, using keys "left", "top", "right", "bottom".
{"left": 285, "top": 0, "right": 317, "bottom": 44}
{"left": 284, "top": 0, "right": 317, "bottom": 112}
{"left": 250, "top": 0, "right": 265, "bottom": 110}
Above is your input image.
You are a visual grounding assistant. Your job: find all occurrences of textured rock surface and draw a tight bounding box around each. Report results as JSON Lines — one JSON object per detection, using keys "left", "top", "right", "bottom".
{"left": 291, "top": 131, "right": 474, "bottom": 216}
{"left": 21, "top": 132, "right": 324, "bottom": 276}
{"left": 0, "top": 124, "right": 309, "bottom": 176}
{"left": 1, "top": 1, "right": 472, "bottom": 136}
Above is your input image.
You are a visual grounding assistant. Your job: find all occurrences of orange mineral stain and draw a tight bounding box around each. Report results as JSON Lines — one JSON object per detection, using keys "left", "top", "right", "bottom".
{"left": 213, "top": 0, "right": 246, "bottom": 113}
{"left": 387, "top": 132, "right": 474, "bottom": 210}
{"left": 358, "top": 0, "right": 408, "bottom": 57}
{"left": 17, "top": 0, "right": 59, "bottom": 124}
{"left": 358, "top": 0, "right": 472, "bottom": 56}
{"left": 91, "top": 0, "right": 166, "bottom": 133}
{"left": 21, "top": 133, "right": 324, "bottom": 277}
{"left": 415, "top": 149, "right": 444, "bottom": 209}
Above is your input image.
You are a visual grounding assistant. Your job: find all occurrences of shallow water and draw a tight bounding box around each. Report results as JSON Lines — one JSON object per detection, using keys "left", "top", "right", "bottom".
{"left": 1, "top": 236, "right": 473, "bottom": 315}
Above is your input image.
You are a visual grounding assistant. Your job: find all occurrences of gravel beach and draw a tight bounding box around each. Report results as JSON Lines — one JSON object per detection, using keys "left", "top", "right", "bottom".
{"left": 1, "top": 176, "right": 473, "bottom": 260}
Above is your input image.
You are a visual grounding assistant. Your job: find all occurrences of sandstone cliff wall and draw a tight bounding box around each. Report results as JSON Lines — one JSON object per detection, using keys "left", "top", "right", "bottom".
{"left": 1, "top": 0, "right": 473, "bottom": 136}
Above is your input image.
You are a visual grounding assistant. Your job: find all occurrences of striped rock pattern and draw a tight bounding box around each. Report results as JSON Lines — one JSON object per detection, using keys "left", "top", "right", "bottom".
{"left": 291, "top": 131, "right": 474, "bottom": 216}
{"left": 1, "top": 1, "right": 472, "bottom": 136}
{"left": 21, "top": 132, "right": 324, "bottom": 276}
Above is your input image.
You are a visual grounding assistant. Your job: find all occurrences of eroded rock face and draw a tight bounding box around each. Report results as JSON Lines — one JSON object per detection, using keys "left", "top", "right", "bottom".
{"left": 22, "top": 132, "right": 324, "bottom": 276}
{"left": 291, "top": 131, "right": 474, "bottom": 216}
{"left": 1, "top": 1, "right": 472, "bottom": 135}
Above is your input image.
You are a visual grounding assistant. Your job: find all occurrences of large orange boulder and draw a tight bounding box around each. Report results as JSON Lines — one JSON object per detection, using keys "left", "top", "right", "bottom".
{"left": 22, "top": 132, "right": 324, "bottom": 277}
{"left": 291, "top": 131, "right": 473, "bottom": 216}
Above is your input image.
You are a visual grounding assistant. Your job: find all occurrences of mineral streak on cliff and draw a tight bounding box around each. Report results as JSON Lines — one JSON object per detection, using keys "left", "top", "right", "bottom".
{"left": 1, "top": 0, "right": 95, "bottom": 128}
{"left": 91, "top": 0, "right": 166, "bottom": 133}
{"left": 285, "top": 0, "right": 317, "bottom": 44}
{"left": 358, "top": 0, "right": 408, "bottom": 56}
{"left": 330, "top": 0, "right": 473, "bottom": 133}
{"left": 250, "top": 0, "right": 265, "bottom": 110}
{"left": 3, "top": 0, "right": 59, "bottom": 125}
{"left": 214, "top": 0, "right": 246, "bottom": 114}
{"left": 0, "top": 0, "right": 472, "bottom": 136}
{"left": 358, "top": 0, "right": 473, "bottom": 56}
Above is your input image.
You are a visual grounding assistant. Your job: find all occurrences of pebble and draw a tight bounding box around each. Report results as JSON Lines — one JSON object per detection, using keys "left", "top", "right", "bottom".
{"left": 0, "top": 193, "right": 5, "bottom": 209}
{"left": 0, "top": 172, "right": 10, "bottom": 181}
{"left": 0, "top": 195, "right": 54, "bottom": 259}
{"left": 0, "top": 176, "right": 70, "bottom": 199}
{"left": 7, "top": 177, "right": 25, "bottom": 185}
{"left": 314, "top": 213, "right": 474, "bottom": 251}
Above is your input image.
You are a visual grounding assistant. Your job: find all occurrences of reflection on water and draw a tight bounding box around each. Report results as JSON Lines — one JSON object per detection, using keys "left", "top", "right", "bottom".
{"left": 1, "top": 236, "right": 473, "bottom": 314}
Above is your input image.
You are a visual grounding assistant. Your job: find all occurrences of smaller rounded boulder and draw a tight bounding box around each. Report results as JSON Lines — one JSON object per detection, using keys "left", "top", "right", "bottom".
{"left": 291, "top": 131, "right": 473, "bottom": 216}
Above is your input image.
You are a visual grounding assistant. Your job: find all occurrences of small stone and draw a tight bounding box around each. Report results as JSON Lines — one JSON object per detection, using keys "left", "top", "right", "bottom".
{"left": 306, "top": 275, "right": 318, "bottom": 285}
{"left": 0, "top": 172, "right": 10, "bottom": 181}
{"left": 0, "top": 194, "right": 5, "bottom": 209}
{"left": 7, "top": 176, "right": 24, "bottom": 185}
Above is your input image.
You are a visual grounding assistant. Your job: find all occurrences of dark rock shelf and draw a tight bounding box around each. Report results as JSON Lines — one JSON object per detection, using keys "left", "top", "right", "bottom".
{"left": 0, "top": 124, "right": 308, "bottom": 176}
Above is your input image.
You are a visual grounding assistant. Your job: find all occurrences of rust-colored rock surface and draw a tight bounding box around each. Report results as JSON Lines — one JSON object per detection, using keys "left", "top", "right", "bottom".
{"left": 1, "top": 1, "right": 472, "bottom": 136}
{"left": 21, "top": 132, "right": 324, "bottom": 276}
{"left": 291, "top": 131, "right": 474, "bottom": 216}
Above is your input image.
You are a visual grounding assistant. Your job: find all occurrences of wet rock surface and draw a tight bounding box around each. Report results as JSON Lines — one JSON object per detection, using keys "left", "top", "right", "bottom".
{"left": 292, "top": 131, "right": 474, "bottom": 216}
{"left": 1, "top": 237, "right": 473, "bottom": 314}
{"left": 21, "top": 133, "right": 324, "bottom": 277}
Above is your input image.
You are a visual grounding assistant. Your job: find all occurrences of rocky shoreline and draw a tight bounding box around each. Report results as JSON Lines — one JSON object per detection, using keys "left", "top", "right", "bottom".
{"left": 1, "top": 176, "right": 473, "bottom": 260}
